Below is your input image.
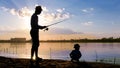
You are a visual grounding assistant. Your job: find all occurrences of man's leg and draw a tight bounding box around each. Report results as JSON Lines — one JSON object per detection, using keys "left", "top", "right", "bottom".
{"left": 35, "top": 46, "right": 39, "bottom": 59}
{"left": 35, "top": 40, "right": 39, "bottom": 59}
{"left": 31, "top": 45, "right": 35, "bottom": 60}
{"left": 30, "top": 44, "right": 35, "bottom": 64}
{"left": 35, "top": 43, "right": 40, "bottom": 64}
{"left": 30, "top": 31, "right": 35, "bottom": 60}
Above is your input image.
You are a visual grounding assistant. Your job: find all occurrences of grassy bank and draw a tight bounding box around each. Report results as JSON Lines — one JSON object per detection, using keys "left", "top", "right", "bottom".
{"left": 0, "top": 56, "right": 120, "bottom": 68}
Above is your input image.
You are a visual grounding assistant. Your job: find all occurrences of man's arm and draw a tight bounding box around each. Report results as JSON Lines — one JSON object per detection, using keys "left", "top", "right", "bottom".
{"left": 38, "top": 25, "right": 47, "bottom": 29}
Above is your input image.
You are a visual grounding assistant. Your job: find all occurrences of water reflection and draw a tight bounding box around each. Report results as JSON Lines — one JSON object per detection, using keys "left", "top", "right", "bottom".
{"left": 0, "top": 42, "right": 120, "bottom": 62}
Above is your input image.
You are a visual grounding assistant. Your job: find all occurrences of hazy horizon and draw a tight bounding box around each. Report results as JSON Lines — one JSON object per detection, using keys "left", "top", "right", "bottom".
{"left": 0, "top": 29, "right": 119, "bottom": 40}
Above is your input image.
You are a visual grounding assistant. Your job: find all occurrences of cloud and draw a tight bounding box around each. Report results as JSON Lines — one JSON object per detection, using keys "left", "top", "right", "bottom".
{"left": 56, "top": 8, "right": 65, "bottom": 13}
{"left": 1, "top": 6, "right": 71, "bottom": 23}
{"left": 41, "top": 12, "right": 70, "bottom": 22}
{"left": 1, "top": 6, "right": 32, "bottom": 18}
{"left": 9, "top": 7, "right": 32, "bottom": 18}
{"left": 81, "top": 22, "right": 93, "bottom": 26}
{"left": 42, "top": 27, "right": 84, "bottom": 34}
{"left": 0, "top": 7, "right": 9, "bottom": 11}
{"left": 18, "top": 7, "right": 32, "bottom": 17}
{"left": 82, "top": 8, "right": 94, "bottom": 13}
{"left": 40, "top": 7, "right": 70, "bottom": 24}
{"left": 42, "top": 6, "right": 49, "bottom": 12}
{"left": 51, "top": 28, "right": 77, "bottom": 34}
{"left": 9, "top": 8, "right": 17, "bottom": 15}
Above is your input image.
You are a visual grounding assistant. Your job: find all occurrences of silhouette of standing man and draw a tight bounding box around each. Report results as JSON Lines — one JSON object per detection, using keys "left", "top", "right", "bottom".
{"left": 30, "top": 6, "right": 47, "bottom": 63}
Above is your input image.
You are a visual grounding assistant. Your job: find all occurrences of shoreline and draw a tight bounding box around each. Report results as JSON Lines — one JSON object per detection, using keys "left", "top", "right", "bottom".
{"left": 0, "top": 56, "right": 120, "bottom": 68}
{"left": 1, "top": 41, "right": 120, "bottom": 43}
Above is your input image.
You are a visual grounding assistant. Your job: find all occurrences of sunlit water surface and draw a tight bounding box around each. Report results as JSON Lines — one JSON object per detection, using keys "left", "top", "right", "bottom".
{"left": 0, "top": 42, "right": 120, "bottom": 62}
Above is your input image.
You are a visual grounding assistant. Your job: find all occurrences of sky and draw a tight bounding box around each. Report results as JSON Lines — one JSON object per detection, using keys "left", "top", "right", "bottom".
{"left": 0, "top": 0, "right": 120, "bottom": 40}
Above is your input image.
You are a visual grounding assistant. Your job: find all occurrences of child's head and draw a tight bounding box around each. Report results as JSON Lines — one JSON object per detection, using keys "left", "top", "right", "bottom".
{"left": 74, "top": 44, "right": 80, "bottom": 50}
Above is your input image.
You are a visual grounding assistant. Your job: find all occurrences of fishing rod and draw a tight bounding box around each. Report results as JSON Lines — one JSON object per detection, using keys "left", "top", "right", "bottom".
{"left": 43, "top": 19, "right": 68, "bottom": 31}
{"left": 47, "top": 19, "right": 67, "bottom": 27}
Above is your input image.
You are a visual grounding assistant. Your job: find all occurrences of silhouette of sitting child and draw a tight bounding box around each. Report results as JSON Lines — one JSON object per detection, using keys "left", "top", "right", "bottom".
{"left": 70, "top": 44, "right": 82, "bottom": 62}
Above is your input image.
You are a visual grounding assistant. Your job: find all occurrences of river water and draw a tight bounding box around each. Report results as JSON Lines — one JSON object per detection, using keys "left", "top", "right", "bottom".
{"left": 0, "top": 42, "right": 120, "bottom": 63}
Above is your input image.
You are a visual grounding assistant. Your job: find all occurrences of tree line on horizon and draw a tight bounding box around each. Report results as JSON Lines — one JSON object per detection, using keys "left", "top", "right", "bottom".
{"left": 40, "top": 37, "right": 120, "bottom": 42}
{"left": 0, "top": 37, "right": 120, "bottom": 42}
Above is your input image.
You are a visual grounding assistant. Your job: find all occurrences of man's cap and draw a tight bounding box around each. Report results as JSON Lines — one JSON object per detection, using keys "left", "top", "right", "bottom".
{"left": 35, "top": 6, "right": 42, "bottom": 11}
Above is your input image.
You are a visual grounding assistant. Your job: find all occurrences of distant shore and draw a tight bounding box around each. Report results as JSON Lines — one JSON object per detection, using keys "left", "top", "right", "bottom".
{"left": 1, "top": 38, "right": 120, "bottom": 43}
{"left": 0, "top": 56, "right": 120, "bottom": 68}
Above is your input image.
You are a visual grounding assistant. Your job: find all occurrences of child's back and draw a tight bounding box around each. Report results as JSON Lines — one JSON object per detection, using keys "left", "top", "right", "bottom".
{"left": 70, "top": 44, "right": 82, "bottom": 62}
